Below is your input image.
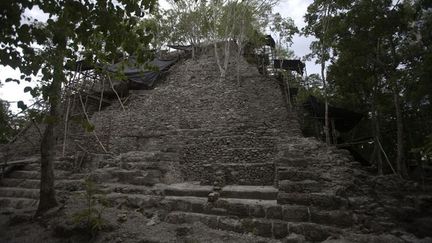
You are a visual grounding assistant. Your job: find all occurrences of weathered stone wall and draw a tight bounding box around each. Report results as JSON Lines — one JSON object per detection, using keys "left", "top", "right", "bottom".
{"left": 77, "top": 51, "right": 301, "bottom": 185}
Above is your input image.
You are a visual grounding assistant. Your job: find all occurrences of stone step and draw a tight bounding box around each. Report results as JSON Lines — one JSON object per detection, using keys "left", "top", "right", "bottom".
{"left": 102, "top": 183, "right": 163, "bottom": 196}
{"left": 163, "top": 184, "right": 278, "bottom": 200}
{"left": 8, "top": 170, "right": 40, "bottom": 180}
{"left": 162, "top": 196, "right": 353, "bottom": 227}
{"left": 220, "top": 185, "right": 278, "bottom": 200}
{"left": 277, "top": 192, "right": 348, "bottom": 209}
{"left": 7, "top": 169, "right": 80, "bottom": 180}
{"left": 164, "top": 211, "right": 342, "bottom": 241}
{"left": 119, "top": 151, "right": 178, "bottom": 162}
{"left": 120, "top": 161, "right": 170, "bottom": 171}
{"left": 1, "top": 157, "right": 39, "bottom": 168}
{"left": 278, "top": 180, "right": 322, "bottom": 193}
{"left": 105, "top": 193, "right": 163, "bottom": 209}
{"left": 0, "top": 187, "right": 39, "bottom": 199}
{"left": 111, "top": 169, "right": 162, "bottom": 186}
{"left": 23, "top": 160, "right": 75, "bottom": 171}
{"left": 164, "top": 183, "right": 213, "bottom": 197}
{"left": 0, "top": 197, "right": 38, "bottom": 210}
{"left": 277, "top": 167, "right": 321, "bottom": 181}
{"left": 275, "top": 157, "right": 313, "bottom": 167}
{"left": 199, "top": 162, "right": 275, "bottom": 186}
{"left": 0, "top": 178, "right": 85, "bottom": 191}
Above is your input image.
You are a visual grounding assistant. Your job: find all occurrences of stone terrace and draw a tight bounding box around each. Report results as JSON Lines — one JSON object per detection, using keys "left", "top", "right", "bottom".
{"left": 78, "top": 52, "right": 301, "bottom": 185}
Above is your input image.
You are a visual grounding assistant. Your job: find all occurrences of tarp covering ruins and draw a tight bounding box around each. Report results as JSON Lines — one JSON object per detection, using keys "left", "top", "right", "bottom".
{"left": 167, "top": 45, "right": 193, "bottom": 51}
{"left": 107, "top": 57, "right": 177, "bottom": 89}
{"left": 67, "top": 57, "right": 177, "bottom": 89}
{"left": 303, "top": 95, "right": 363, "bottom": 133}
{"left": 274, "top": 59, "right": 305, "bottom": 75}
{"left": 265, "top": 35, "right": 276, "bottom": 48}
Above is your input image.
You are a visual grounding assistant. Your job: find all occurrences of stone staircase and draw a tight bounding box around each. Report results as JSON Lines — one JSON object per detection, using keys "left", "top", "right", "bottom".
{"left": 80, "top": 144, "right": 360, "bottom": 241}
{"left": 0, "top": 157, "right": 86, "bottom": 212}
{"left": 159, "top": 183, "right": 354, "bottom": 241}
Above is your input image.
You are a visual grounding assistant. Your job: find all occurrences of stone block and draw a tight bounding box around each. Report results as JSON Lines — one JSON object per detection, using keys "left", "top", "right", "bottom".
{"left": 176, "top": 225, "right": 193, "bottom": 237}
{"left": 311, "top": 210, "right": 353, "bottom": 227}
{"left": 173, "top": 200, "right": 191, "bottom": 212}
{"left": 190, "top": 201, "right": 205, "bottom": 214}
{"left": 278, "top": 170, "right": 319, "bottom": 181}
{"left": 288, "top": 223, "right": 337, "bottom": 242}
{"left": 227, "top": 203, "right": 249, "bottom": 217}
{"left": 249, "top": 204, "right": 266, "bottom": 218}
{"left": 282, "top": 206, "right": 309, "bottom": 222}
{"left": 273, "top": 221, "right": 288, "bottom": 239}
{"left": 266, "top": 205, "right": 283, "bottom": 219}
{"left": 279, "top": 180, "right": 321, "bottom": 193}
{"left": 245, "top": 219, "right": 272, "bottom": 237}
{"left": 276, "top": 158, "right": 309, "bottom": 167}
{"left": 283, "top": 233, "right": 306, "bottom": 243}
{"left": 218, "top": 217, "right": 243, "bottom": 233}
{"left": 164, "top": 212, "right": 186, "bottom": 224}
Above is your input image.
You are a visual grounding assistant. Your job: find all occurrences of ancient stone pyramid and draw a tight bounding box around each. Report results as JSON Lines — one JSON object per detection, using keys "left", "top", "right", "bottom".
{"left": 1, "top": 50, "right": 431, "bottom": 242}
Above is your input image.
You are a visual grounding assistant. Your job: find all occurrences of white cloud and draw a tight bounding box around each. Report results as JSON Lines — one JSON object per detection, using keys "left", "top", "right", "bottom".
{"left": 275, "top": 0, "right": 312, "bottom": 28}
{"left": 0, "top": 67, "right": 36, "bottom": 112}
{"left": 22, "top": 6, "right": 49, "bottom": 24}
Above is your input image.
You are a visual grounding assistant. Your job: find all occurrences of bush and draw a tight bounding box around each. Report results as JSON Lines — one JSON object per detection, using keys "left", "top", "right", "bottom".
{"left": 72, "top": 178, "right": 108, "bottom": 236}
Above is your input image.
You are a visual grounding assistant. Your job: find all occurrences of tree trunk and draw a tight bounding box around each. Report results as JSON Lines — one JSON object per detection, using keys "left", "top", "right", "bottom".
{"left": 236, "top": 46, "right": 241, "bottom": 85}
{"left": 37, "top": 107, "right": 59, "bottom": 215}
{"left": 393, "top": 88, "right": 408, "bottom": 178}
{"left": 372, "top": 95, "right": 383, "bottom": 175}
{"left": 321, "top": 59, "right": 331, "bottom": 145}
{"left": 321, "top": 4, "right": 331, "bottom": 146}
{"left": 192, "top": 45, "right": 195, "bottom": 60}
{"left": 214, "top": 43, "right": 225, "bottom": 78}
{"left": 222, "top": 40, "right": 231, "bottom": 78}
{"left": 285, "top": 76, "right": 292, "bottom": 111}
{"left": 36, "top": 46, "right": 65, "bottom": 215}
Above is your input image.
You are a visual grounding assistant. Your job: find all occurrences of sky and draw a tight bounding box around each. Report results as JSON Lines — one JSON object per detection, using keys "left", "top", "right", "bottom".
{"left": 0, "top": 0, "right": 317, "bottom": 111}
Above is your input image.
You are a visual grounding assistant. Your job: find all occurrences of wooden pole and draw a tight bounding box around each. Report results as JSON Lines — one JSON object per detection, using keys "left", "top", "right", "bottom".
{"left": 78, "top": 92, "right": 108, "bottom": 153}
{"left": 107, "top": 74, "right": 125, "bottom": 112}
{"left": 377, "top": 138, "right": 400, "bottom": 177}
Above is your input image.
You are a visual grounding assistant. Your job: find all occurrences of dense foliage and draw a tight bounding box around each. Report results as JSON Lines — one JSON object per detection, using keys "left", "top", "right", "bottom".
{"left": 0, "top": 0, "right": 156, "bottom": 214}
{"left": 303, "top": 0, "right": 432, "bottom": 177}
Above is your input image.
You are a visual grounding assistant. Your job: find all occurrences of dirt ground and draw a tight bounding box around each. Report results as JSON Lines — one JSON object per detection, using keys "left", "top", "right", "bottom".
{"left": 0, "top": 195, "right": 280, "bottom": 243}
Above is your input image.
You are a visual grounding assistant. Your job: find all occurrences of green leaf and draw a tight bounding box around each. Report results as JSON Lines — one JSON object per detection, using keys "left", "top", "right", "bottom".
{"left": 17, "top": 101, "right": 28, "bottom": 111}
{"left": 5, "top": 78, "right": 19, "bottom": 84}
{"left": 82, "top": 119, "right": 95, "bottom": 133}
{"left": 23, "top": 86, "right": 32, "bottom": 93}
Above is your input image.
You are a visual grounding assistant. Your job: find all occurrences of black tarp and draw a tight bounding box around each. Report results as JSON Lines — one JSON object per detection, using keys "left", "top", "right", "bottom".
{"left": 65, "top": 59, "right": 95, "bottom": 72}
{"left": 303, "top": 96, "right": 363, "bottom": 132}
{"left": 167, "top": 45, "right": 193, "bottom": 51}
{"left": 265, "top": 35, "right": 276, "bottom": 48}
{"left": 107, "top": 57, "right": 177, "bottom": 89}
{"left": 274, "top": 59, "right": 305, "bottom": 75}
{"left": 68, "top": 57, "right": 177, "bottom": 89}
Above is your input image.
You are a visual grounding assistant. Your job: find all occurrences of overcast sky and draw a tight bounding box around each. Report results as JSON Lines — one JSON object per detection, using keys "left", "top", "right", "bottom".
{"left": 0, "top": 0, "right": 317, "bottom": 111}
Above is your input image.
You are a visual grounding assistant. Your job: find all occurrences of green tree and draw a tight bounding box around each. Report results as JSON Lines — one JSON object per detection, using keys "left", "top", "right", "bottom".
{"left": 0, "top": 0, "right": 156, "bottom": 215}
{"left": 312, "top": 0, "right": 425, "bottom": 177}
{"left": 165, "top": 0, "right": 209, "bottom": 58}
{"left": 303, "top": 0, "right": 347, "bottom": 145}
{"left": 207, "top": 0, "right": 279, "bottom": 79}
{"left": 0, "top": 98, "right": 14, "bottom": 144}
